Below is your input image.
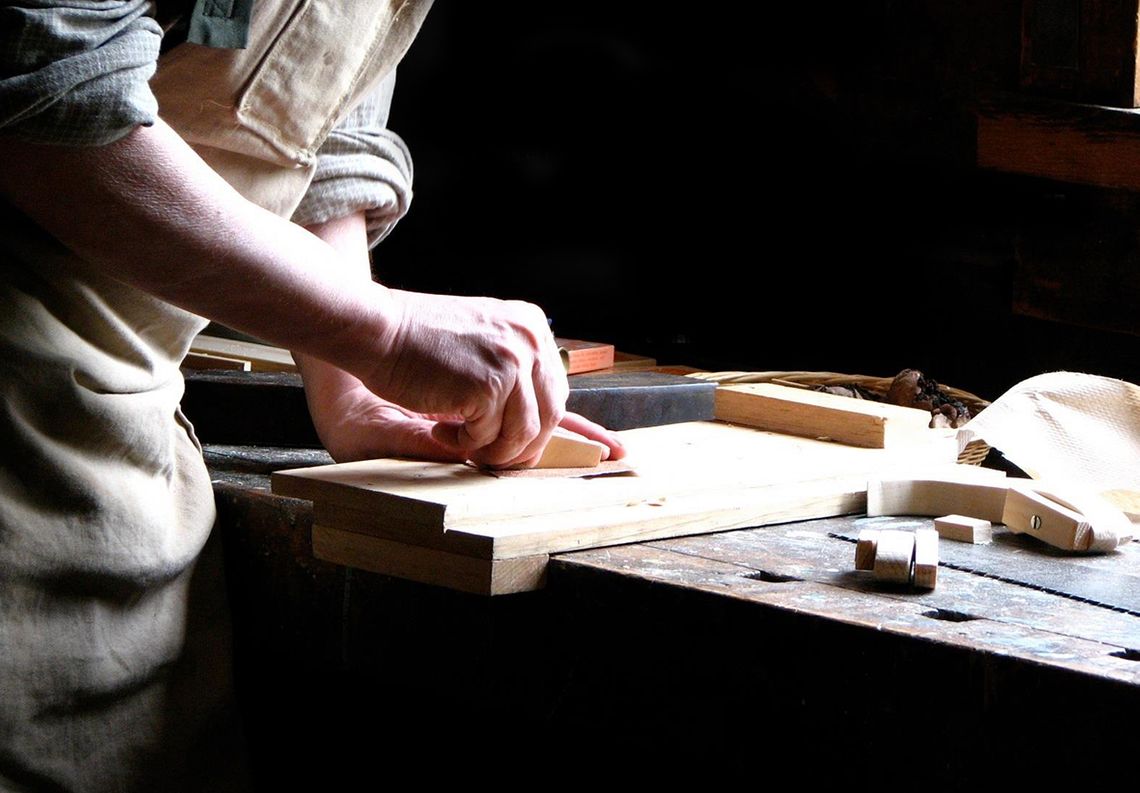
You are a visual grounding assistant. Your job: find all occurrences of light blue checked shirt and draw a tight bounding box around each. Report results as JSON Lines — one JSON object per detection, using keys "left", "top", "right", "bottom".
{"left": 0, "top": 0, "right": 413, "bottom": 245}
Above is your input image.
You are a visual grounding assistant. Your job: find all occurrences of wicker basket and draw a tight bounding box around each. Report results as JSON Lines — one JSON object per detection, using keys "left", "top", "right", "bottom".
{"left": 686, "top": 370, "right": 992, "bottom": 466}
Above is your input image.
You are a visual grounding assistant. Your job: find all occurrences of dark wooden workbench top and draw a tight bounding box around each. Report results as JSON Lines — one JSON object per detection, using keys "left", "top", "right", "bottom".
{"left": 208, "top": 444, "right": 1140, "bottom": 787}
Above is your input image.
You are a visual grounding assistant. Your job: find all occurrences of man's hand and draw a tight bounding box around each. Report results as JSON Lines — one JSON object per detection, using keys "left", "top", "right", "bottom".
{"left": 303, "top": 374, "right": 625, "bottom": 466}
{"left": 299, "top": 212, "right": 625, "bottom": 467}
{"left": 302, "top": 376, "right": 468, "bottom": 463}
{"left": 362, "top": 288, "right": 568, "bottom": 467}
{"left": 295, "top": 211, "right": 565, "bottom": 467}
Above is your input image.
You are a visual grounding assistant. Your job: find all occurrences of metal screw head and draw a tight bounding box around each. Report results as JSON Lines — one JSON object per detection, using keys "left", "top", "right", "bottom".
{"left": 1030, "top": 514, "right": 1042, "bottom": 531}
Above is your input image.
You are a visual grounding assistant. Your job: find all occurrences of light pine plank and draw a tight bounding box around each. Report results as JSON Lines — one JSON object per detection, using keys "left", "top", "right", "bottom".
{"left": 312, "top": 525, "right": 547, "bottom": 595}
{"left": 867, "top": 473, "right": 1009, "bottom": 523}
{"left": 272, "top": 421, "right": 968, "bottom": 592}
{"left": 189, "top": 333, "right": 297, "bottom": 372}
{"left": 180, "top": 351, "right": 252, "bottom": 371}
{"left": 714, "top": 383, "right": 934, "bottom": 449}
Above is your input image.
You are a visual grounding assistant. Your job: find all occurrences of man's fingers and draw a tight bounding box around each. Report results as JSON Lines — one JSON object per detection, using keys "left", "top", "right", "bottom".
{"left": 455, "top": 401, "right": 502, "bottom": 452}
{"left": 559, "top": 411, "right": 626, "bottom": 461}
{"left": 366, "top": 418, "right": 467, "bottom": 462}
{"left": 469, "top": 372, "right": 546, "bottom": 467}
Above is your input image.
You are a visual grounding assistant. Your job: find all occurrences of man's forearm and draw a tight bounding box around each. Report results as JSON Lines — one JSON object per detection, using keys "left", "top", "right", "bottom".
{"left": 0, "top": 120, "right": 572, "bottom": 465}
{"left": 0, "top": 120, "right": 395, "bottom": 377}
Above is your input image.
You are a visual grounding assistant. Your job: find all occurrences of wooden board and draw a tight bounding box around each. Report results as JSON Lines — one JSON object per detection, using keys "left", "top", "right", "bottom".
{"left": 188, "top": 333, "right": 297, "bottom": 373}
{"left": 977, "top": 95, "right": 1140, "bottom": 192}
{"left": 1020, "top": 0, "right": 1140, "bottom": 107}
{"left": 272, "top": 421, "right": 962, "bottom": 594}
{"left": 312, "top": 525, "right": 546, "bottom": 595}
{"left": 180, "top": 351, "right": 252, "bottom": 371}
{"left": 715, "top": 382, "right": 934, "bottom": 448}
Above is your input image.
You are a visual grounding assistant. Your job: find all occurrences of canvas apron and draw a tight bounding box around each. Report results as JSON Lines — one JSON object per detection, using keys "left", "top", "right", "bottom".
{"left": 0, "top": 2, "right": 431, "bottom": 790}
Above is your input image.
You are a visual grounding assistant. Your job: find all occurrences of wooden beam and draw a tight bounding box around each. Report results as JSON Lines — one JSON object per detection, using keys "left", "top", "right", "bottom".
{"left": 180, "top": 351, "right": 252, "bottom": 371}
{"left": 866, "top": 474, "right": 1009, "bottom": 522}
{"left": 977, "top": 94, "right": 1140, "bottom": 191}
{"left": 188, "top": 333, "right": 297, "bottom": 372}
{"left": 312, "top": 524, "right": 547, "bottom": 595}
{"left": 1020, "top": 0, "right": 1140, "bottom": 108}
{"left": 714, "top": 383, "right": 933, "bottom": 449}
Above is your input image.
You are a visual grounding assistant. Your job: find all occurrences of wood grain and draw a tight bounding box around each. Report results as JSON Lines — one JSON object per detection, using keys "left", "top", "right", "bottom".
{"left": 714, "top": 383, "right": 934, "bottom": 449}
{"left": 872, "top": 529, "right": 915, "bottom": 584}
{"left": 1003, "top": 484, "right": 1092, "bottom": 551}
{"left": 934, "top": 514, "right": 993, "bottom": 544}
{"left": 180, "top": 351, "right": 252, "bottom": 371}
{"left": 867, "top": 473, "right": 1009, "bottom": 523}
{"left": 273, "top": 420, "right": 963, "bottom": 593}
{"left": 556, "top": 338, "right": 615, "bottom": 374}
{"left": 312, "top": 525, "right": 547, "bottom": 595}
{"left": 188, "top": 333, "right": 297, "bottom": 372}
{"left": 534, "top": 429, "right": 606, "bottom": 468}
{"left": 912, "top": 528, "right": 939, "bottom": 589}
{"left": 978, "top": 95, "right": 1140, "bottom": 190}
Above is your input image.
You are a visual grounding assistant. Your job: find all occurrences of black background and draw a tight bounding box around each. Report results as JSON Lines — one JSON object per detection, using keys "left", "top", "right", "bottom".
{"left": 375, "top": 1, "right": 1139, "bottom": 401}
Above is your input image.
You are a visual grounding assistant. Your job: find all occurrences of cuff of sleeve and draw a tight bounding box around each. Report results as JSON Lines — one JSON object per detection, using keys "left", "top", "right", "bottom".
{"left": 0, "top": 4, "right": 161, "bottom": 146}
{"left": 291, "top": 128, "right": 414, "bottom": 248}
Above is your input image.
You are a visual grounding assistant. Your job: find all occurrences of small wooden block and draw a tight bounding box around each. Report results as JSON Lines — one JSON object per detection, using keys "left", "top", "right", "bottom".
{"left": 933, "top": 514, "right": 993, "bottom": 544}
{"left": 556, "top": 338, "right": 615, "bottom": 375}
{"left": 872, "top": 529, "right": 915, "bottom": 584}
{"left": 715, "top": 383, "right": 932, "bottom": 449}
{"left": 534, "top": 429, "right": 607, "bottom": 469}
{"left": 912, "top": 528, "right": 939, "bottom": 589}
{"left": 855, "top": 529, "right": 878, "bottom": 571}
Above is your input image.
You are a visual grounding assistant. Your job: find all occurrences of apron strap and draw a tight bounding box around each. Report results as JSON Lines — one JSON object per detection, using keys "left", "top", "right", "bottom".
{"left": 187, "top": 0, "right": 255, "bottom": 49}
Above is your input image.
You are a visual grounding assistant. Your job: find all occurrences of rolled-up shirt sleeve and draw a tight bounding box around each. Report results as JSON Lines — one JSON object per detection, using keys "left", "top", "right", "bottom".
{"left": 291, "top": 70, "right": 414, "bottom": 248}
{"left": 0, "top": 0, "right": 161, "bottom": 146}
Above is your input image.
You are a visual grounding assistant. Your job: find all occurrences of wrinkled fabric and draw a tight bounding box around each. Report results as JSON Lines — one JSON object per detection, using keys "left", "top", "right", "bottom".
{"left": 291, "top": 71, "right": 414, "bottom": 247}
{"left": 0, "top": 1, "right": 433, "bottom": 789}
{"left": 0, "top": 0, "right": 160, "bottom": 145}
{"left": 0, "top": 1, "right": 417, "bottom": 241}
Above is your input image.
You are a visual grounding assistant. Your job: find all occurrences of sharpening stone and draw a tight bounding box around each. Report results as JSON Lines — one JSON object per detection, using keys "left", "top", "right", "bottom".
{"left": 566, "top": 372, "right": 716, "bottom": 431}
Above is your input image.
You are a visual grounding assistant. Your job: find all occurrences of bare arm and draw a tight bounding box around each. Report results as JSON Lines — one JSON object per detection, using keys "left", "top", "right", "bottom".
{"left": 294, "top": 211, "right": 466, "bottom": 463}
{"left": 0, "top": 120, "right": 565, "bottom": 466}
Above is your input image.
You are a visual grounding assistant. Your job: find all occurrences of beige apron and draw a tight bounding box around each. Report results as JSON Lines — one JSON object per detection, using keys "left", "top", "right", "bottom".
{"left": 0, "top": 2, "right": 431, "bottom": 790}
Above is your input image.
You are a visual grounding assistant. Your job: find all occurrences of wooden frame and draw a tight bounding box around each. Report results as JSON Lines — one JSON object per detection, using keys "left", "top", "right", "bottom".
{"left": 1021, "top": 0, "right": 1140, "bottom": 107}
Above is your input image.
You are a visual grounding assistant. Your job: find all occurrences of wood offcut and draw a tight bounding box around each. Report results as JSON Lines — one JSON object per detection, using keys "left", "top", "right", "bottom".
{"left": 854, "top": 527, "right": 938, "bottom": 590}
{"left": 714, "top": 382, "right": 935, "bottom": 449}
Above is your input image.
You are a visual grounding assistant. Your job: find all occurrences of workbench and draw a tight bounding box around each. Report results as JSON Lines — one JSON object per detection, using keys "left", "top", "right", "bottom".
{"left": 208, "top": 444, "right": 1140, "bottom": 788}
